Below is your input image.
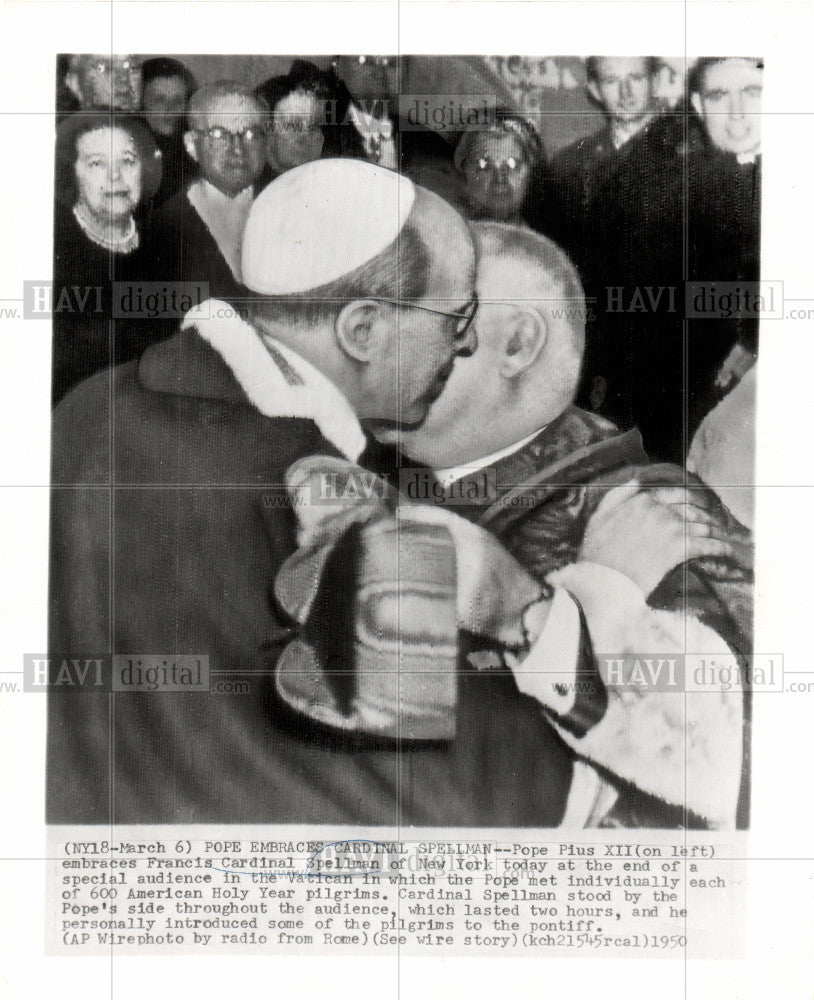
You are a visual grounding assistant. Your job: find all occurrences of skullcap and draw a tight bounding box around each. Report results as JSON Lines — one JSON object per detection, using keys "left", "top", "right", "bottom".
{"left": 241, "top": 158, "right": 416, "bottom": 295}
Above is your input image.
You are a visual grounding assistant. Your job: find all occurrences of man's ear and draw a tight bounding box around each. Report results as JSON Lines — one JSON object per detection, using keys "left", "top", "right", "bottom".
{"left": 334, "top": 300, "right": 382, "bottom": 363}
{"left": 65, "top": 71, "right": 82, "bottom": 103}
{"left": 501, "top": 305, "right": 548, "bottom": 378}
{"left": 183, "top": 131, "right": 200, "bottom": 162}
{"left": 689, "top": 93, "right": 704, "bottom": 118}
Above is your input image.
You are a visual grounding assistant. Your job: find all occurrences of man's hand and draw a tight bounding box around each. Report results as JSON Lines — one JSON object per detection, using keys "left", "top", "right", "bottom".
{"left": 578, "top": 480, "right": 737, "bottom": 596}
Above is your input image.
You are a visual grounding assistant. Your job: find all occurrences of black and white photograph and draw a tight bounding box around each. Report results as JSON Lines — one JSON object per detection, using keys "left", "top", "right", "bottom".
{"left": 46, "top": 52, "right": 756, "bottom": 829}
{"left": 2, "top": 0, "right": 814, "bottom": 994}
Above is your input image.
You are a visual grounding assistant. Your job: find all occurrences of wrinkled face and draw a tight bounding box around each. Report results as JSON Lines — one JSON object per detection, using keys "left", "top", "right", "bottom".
{"left": 76, "top": 55, "right": 142, "bottom": 111}
{"left": 143, "top": 75, "right": 188, "bottom": 136}
{"left": 693, "top": 59, "right": 763, "bottom": 155}
{"left": 74, "top": 126, "right": 143, "bottom": 223}
{"left": 463, "top": 132, "right": 531, "bottom": 220}
{"left": 189, "top": 94, "right": 268, "bottom": 196}
{"left": 370, "top": 199, "right": 478, "bottom": 427}
{"left": 268, "top": 90, "right": 326, "bottom": 173}
{"left": 590, "top": 57, "right": 654, "bottom": 124}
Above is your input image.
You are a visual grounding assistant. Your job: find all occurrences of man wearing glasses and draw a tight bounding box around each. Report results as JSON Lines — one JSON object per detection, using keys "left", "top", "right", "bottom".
{"left": 149, "top": 81, "right": 269, "bottom": 302}
{"left": 49, "top": 158, "right": 607, "bottom": 827}
{"left": 64, "top": 54, "right": 143, "bottom": 113}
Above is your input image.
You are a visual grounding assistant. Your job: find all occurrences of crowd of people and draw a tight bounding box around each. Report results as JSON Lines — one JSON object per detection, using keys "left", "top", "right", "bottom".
{"left": 48, "top": 54, "right": 758, "bottom": 829}
{"left": 53, "top": 54, "right": 760, "bottom": 468}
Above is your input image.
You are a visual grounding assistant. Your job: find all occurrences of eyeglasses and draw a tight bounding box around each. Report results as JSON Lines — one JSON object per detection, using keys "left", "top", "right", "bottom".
{"left": 476, "top": 156, "right": 522, "bottom": 172}
{"left": 90, "top": 58, "right": 142, "bottom": 75}
{"left": 370, "top": 292, "right": 479, "bottom": 340}
{"left": 194, "top": 126, "right": 267, "bottom": 149}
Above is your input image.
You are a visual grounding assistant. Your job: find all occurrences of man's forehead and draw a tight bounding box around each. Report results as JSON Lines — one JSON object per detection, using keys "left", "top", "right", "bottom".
{"left": 596, "top": 57, "right": 650, "bottom": 77}
{"left": 81, "top": 54, "right": 138, "bottom": 73}
{"left": 702, "top": 59, "right": 763, "bottom": 93}
{"left": 146, "top": 76, "right": 187, "bottom": 96}
{"left": 476, "top": 131, "right": 522, "bottom": 157}
{"left": 203, "top": 94, "right": 265, "bottom": 124}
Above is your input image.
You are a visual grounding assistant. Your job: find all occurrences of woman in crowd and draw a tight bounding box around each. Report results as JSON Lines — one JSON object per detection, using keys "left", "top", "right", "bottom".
{"left": 256, "top": 60, "right": 365, "bottom": 181}
{"left": 52, "top": 112, "right": 162, "bottom": 403}
{"left": 453, "top": 110, "right": 544, "bottom": 224}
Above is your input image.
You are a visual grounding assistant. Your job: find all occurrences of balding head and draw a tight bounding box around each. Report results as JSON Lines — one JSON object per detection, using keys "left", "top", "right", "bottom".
{"left": 394, "top": 222, "right": 585, "bottom": 468}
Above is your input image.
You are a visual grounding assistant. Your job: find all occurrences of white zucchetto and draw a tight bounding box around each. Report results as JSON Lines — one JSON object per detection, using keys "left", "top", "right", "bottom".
{"left": 241, "top": 158, "right": 416, "bottom": 295}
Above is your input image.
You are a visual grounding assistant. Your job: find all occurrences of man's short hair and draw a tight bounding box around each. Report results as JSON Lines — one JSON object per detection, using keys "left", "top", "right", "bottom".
{"left": 470, "top": 221, "right": 586, "bottom": 405}
{"left": 186, "top": 81, "right": 270, "bottom": 128}
{"left": 688, "top": 56, "right": 763, "bottom": 96}
{"left": 142, "top": 57, "right": 197, "bottom": 99}
{"left": 250, "top": 221, "right": 430, "bottom": 330}
{"left": 585, "top": 56, "right": 660, "bottom": 83}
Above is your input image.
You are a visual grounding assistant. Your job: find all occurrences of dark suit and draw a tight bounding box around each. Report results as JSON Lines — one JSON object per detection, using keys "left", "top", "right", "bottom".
{"left": 540, "top": 113, "right": 712, "bottom": 462}
{"left": 148, "top": 188, "right": 248, "bottom": 305}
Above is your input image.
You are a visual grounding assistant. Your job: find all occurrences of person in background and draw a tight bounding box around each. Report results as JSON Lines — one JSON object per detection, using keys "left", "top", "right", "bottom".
{"left": 256, "top": 60, "right": 365, "bottom": 181}
{"left": 63, "top": 53, "right": 143, "bottom": 113}
{"left": 149, "top": 81, "right": 268, "bottom": 303}
{"left": 545, "top": 57, "right": 697, "bottom": 463}
{"left": 686, "top": 57, "right": 762, "bottom": 437}
{"left": 52, "top": 112, "right": 163, "bottom": 403}
{"left": 690, "top": 56, "right": 762, "bottom": 162}
{"left": 543, "top": 56, "right": 688, "bottom": 264}
{"left": 552, "top": 56, "right": 658, "bottom": 189}
{"left": 391, "top": 221, "right": 752, "bottom": 828}
{"left": 452, "top": 111, "right": 544, "bottom": 224}
{"left": 141, "top": 57, "right": 198, "bottom": 205}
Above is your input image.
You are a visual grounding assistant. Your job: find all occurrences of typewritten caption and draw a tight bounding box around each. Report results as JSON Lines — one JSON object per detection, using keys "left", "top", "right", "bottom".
{"left": 47, "top": 828, "right": 744, "bottom": 958}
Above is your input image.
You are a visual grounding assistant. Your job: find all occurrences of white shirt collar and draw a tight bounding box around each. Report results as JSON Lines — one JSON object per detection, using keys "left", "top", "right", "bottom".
{"left": 187, "top": 179, "right": 254, "bottom": 281}
{"left": 610, "top": 113, "right": 654, "bottom": 150}
{"left": 434, "top": 428, "right": 543, "bottom": 489}
{"left": 182, "top": 300, "right": 367, "bottom": 463}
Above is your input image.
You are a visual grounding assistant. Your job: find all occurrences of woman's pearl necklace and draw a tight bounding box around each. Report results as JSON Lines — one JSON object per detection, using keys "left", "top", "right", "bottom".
{"left": 73, "top": 202, "right": 140, "bottom": 255}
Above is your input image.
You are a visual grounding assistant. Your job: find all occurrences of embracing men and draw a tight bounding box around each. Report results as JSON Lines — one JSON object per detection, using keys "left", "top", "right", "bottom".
{"left": 48, "top": 160, "right": 748, "bottom": 829}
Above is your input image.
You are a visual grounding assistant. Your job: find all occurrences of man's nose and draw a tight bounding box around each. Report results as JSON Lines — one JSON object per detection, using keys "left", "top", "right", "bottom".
{"left": 728, "top": 93, "right": 745, "bottom": 119}
{"left": 456, "top": 323, "right": 478, "bottom": 358}
{"left": 229, "top": 133, "right": 246, "bottom": 155}
{"left": 622, "top": 77, "right": 635, "bottom": 99}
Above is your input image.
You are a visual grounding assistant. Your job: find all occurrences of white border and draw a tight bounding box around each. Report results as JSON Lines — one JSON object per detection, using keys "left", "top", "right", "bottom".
{"left": 2, "top": 1, "right": 814, "bottom": 997}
